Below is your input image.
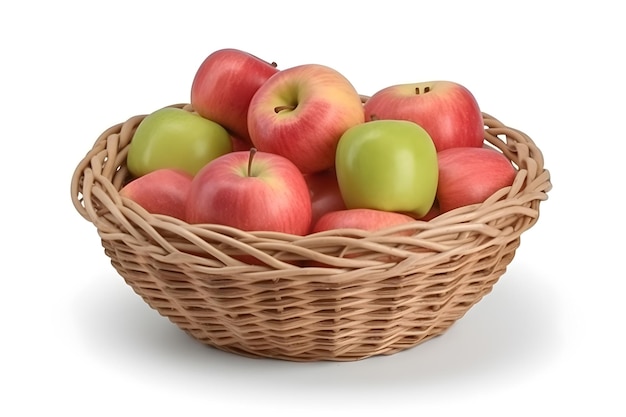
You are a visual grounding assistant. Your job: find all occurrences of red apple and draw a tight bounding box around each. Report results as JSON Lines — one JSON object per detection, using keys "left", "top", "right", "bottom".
{"left": 304, "top": 168, "right": 346, "bottom": 231}
{"left": 307, "top": 208, "right": 418, "bottom": 266}
{"left": 363, "top": 80, "right": 484, "bottom": 152}
{"left": 119, "top": 168, "right": 193, "bottom": 221}
{"left": 186, "top": 148, "right": 312, "bottom": 235}
{"left": 312, "top": 208, "right": 415, "bottom": 235}
{"left": 436, "top": 147, "right": 517, "bottom": 213}
{"left": 247, "top": 63, "right": 365, "bottom": 174}
{"left": 190, "top": 48, "right": 279, "bottom": 143}
{"left": 229, "top": 134, "right": 253, "bottom": 152}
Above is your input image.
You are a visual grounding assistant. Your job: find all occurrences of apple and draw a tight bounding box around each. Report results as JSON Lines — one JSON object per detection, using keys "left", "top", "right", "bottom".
{"left": 186, "top": 148, "right": 312, "bottom": 235}
{"left": 335, "top": 119, "right": 438, "bottom": 218}
{"left": 247, "top": 63, "right": 365, "bottom": 174}
{"left": 416, "top": 199, "right": 442, "bottom": 221}
{"left": 308, "top": 208, "right": 417, "bottom": 266}
{"left": 230, "top": 134, "right": 253, "bottom": 152}
{"left": 312, "top": 208, "right": 416, "bottom": 235}
{"left": 126, "top": 107, "right": 232, "bottom": 177}
{"left": 363, "top": 80, "right": 484, "bottom": 152}
{"left": 190, "top": 48, "right": 279, "bottom": 143}
{"left": 436, "top": 147, "right": 517, "bottom": 213}
{"left": 304, "top": 168, "right": 346, "bottom": 231}
{"left": 119, "top": 168, "right": 193, "bottom": 221}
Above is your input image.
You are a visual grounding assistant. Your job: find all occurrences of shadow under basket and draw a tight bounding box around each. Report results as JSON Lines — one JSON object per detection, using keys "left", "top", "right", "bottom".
{"left": 70, "top": 103, "right": 551, "bottom": 362}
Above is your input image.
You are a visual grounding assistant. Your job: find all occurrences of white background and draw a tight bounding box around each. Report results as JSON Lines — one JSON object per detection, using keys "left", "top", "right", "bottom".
{"left": 2, "top": 1, "right": 624, "bottom": 415}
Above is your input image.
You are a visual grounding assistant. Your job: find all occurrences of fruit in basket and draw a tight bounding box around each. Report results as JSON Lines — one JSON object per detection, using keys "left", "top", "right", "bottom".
{"left": 312, "top": 208, "right": 416, "bottom": 235}
{"left": 190, "top": 48, "right": 279, "bottom": 144}
{"left": 126, "top": 107, "right": 232, "bottom": 177}
{"left": 417, "top": 200, "right": 442, "bottom": 221}
{"left": 363, "top": 80, "right": 484, "bottom": 152}
{"left": 335, "top": 119, "right": 438, "bottom": 218}
{"left": 230, "top": 134, "right": 253, "bottom": 152}
{"left": 247, "top": 63, "right": 365, "bottom": 174}
{"left": 308, "top": 208, "right": 417, "bottom": 266}
{"left": 186, "top": 148, "right": 312, "bottom": 235}
{"left": 436, "top": 146, "right": 517, "bottom": 213}
{"left": 304, "top": 168, "right": 346, "bottom": 231}
{"left": 119, "top": 168, "right": 193, "bottom": 221}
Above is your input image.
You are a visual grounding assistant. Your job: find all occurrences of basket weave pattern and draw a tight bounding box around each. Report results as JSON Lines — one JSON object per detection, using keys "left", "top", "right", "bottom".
{"left": 71, "top": 103, "right": 551, "bottom": 361}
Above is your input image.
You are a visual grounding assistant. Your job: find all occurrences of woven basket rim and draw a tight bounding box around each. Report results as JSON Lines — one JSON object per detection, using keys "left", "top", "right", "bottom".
{"left": 70, "top": 103, "right": 551, "bottom": 275}
{"left": 71, "top": 103, "right": 551, "bottom": 240}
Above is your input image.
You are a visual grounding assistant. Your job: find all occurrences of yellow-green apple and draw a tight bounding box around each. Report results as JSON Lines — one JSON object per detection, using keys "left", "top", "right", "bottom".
{"left": 119, "top": 168, "right": 193, "bottom": 221}
{"left": 186, "top": 148, "right": 312, "bottom": 235}
{"left": 335, "top": 119, "right": 438, "bottom": 218}
{"left": 127, "top": 107, "right": 232, "bottom": 177}
{"left": 436, "top": 147, "right": 517, "bottom": 213}
{"left": 247, "top": 63, "right": 364, "bottom": 174}
{"left": 190, "top": 48, "right": 279, "bottom": 144}
{"left": 304, "top": 168, "right": 346, "bottom": 232}
{"left": 363, "top": 80, "right": 484, "bottom": 152}
{"left": 416, "top": 199, "right": 441, "bottom": 221}
{"left": 312, "top": 208, "right": 415, "bottom": 235}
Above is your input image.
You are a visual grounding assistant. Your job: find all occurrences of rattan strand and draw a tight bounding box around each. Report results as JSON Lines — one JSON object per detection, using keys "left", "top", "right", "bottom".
{"left": 70, "top": 103, "right": 551, "bottom": 361}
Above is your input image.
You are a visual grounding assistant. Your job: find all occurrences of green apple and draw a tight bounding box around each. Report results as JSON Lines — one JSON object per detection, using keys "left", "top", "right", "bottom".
{"left": 335, "top": 119, "right": 438, "bottom": 217}
{"left": 127, "top": 107, "right": 232, "bottom": 177}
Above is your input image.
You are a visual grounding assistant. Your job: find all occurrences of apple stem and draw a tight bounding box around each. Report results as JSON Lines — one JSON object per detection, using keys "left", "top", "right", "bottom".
{"left": 415, "top": 86, "right": 431, "bottom": 94}
{"left": 248, "top": 147, "right": 257, "bottom": 177}
{"left": 274, "top": 105, "right": 296, "bottom": 113}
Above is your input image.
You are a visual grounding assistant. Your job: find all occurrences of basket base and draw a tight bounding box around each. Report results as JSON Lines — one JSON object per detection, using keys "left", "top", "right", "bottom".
{"left": 185, "top": 325, "right": 454, "bottom": 362}
{"left": 103, "top": 237, "right": 517, "bottom": 362}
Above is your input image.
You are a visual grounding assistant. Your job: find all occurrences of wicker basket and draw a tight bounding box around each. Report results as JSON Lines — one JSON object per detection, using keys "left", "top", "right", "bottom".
{"left": 70, "top": 103, "right": 551, "bottom": 362}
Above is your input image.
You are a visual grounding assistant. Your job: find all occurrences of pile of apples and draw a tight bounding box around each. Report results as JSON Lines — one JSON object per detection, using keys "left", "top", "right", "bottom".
{"left": 121, "top": 48, "right": 517, "bottom": 236}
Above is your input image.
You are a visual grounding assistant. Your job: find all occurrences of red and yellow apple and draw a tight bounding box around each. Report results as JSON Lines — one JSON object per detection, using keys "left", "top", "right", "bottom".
{"left": 436, "top": 147, "right": 517, "bottom": 213}
{"left": 119, "top": 168, "right": 193, "bottom": 221}
{"left": 247, "top": 63, "right": 364, "bottom": 174}
{"left": 363, "top": 80, "right": 484, "bottom": 152}
{"left": 229, "top": 134, "right": 253, "bottom": 152}
{"left": 308, "top": 208, "right": 417, "bottom": 266}
{"left": 312, "top": 208, "right": 416, "bottom": 235}
{"left": 186, "top": 148, "right": 312, "bottom": 235}
{"left": 190, "top": 48, "right": 279, "bottom": 144}
{"left": 304, "top": 168, "right": 346, "bottom": 231}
